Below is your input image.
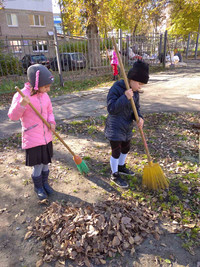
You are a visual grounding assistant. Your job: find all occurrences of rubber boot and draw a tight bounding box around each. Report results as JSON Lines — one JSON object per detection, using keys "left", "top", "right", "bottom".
{"left": 42, "top": 170, "right": 54, "bottom": 195}
{"left": 32, "top": 174, "right": 47, "bottom": 200}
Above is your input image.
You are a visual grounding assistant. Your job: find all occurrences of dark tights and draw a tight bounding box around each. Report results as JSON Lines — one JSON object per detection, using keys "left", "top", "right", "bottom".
{"left": 110, "top": 140, "right": 131, "bottom": 159}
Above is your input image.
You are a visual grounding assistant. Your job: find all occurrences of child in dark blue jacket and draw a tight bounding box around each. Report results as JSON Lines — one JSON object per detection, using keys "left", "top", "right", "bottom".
{"left": 105, "top": 60, "right": 149, "bottom": 188}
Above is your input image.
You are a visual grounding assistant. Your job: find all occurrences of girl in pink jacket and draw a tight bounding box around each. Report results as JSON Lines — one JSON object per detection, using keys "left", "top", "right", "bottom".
{"left": 8, "top": 64, "right": 56, "bottom": 200}
{"left": 111, "top": 46, "right": 119, "bottom": 81}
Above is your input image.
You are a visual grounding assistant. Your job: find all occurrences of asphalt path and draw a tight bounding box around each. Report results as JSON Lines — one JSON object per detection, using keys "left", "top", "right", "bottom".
{"left": 0, "top": 60, "right": 199, "bottom": 140}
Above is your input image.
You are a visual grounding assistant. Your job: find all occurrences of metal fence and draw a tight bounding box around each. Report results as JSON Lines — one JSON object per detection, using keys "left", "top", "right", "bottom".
{"left": 0, "top": 30, "right": 199, "bottom": 86}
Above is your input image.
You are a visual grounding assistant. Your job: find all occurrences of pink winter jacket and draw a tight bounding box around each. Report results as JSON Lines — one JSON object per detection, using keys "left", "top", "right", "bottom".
{"left": 111, "top": 50, "right": 118, "bottom": 65}
{"left": 8, "top": 83, "right": 56, "bottom": 149}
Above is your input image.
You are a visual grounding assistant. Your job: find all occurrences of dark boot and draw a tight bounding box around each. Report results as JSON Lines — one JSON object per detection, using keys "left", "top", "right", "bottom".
{"left": 111, "top": 172, "right": 129, "bottom": 188}
{"left": 113, "top": 75, "right": 116, "bottom": 81}
{"left": 115, "top": 75, "right": 118, "bottom": 80}
{"left": 32, "top": 174, "right": 48, "bottom": 200}
{"left": 118, "top": 164, "right": 135, "bottom": 176}
{"left": 42, "top": 170, "right": 54, "bottom": 195}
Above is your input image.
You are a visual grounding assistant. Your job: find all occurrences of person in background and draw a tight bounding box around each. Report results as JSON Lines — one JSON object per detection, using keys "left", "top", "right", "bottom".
{"left": 111, "top": 46, "right": 119, "bottom": 81}
{"left": 174, "top": 48, "right": 182, "bottom": 62}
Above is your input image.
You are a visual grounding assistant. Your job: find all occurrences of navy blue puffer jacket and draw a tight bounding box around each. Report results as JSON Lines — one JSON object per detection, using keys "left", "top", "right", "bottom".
{"left": 104, "top": 79, "right": 143, "bottom": 141}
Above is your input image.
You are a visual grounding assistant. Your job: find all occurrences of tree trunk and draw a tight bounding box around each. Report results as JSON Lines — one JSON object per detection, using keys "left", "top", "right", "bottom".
{"left": 86, "top": 23, "right": 101, "bottom": 67}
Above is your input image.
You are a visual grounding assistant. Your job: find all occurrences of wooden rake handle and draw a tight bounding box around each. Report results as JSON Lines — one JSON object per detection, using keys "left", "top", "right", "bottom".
{"left": 15, "top": 87, "right": 76, "bottom": 157}
{"left": 111, "top": 37, "right": 152, "bottom": 163}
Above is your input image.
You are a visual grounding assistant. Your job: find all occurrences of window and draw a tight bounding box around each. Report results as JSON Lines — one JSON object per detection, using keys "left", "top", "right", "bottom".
{"left": 31, "top": 55, "right": 47, "bottom": 62}
{"left": 32, "top": 41, "right": 48, "bottom": 52}
{"left": 7, "top": 14, "right": 18, "bottom": 26}
{"left": 71, "top": 53, "right": 84, "bottom": 60}
{"left": 29, "top": 14, "right": 45, "bottom": 26}
{"left": 9, "top": 40, "right": 22, "bottom": 53}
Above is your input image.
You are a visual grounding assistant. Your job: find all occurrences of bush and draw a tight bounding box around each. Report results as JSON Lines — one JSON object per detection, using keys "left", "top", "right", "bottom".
{"left": 0, "top": 79, "right": 24, "bottom": 94}
{"left": 0, "top": 53, "right": 23, "bottom": 76}
{"left": 59, "top": 40, "right": 88, "bottom": 53}
{"left": 59, "top": 38, "right": 126, "bottom": 54}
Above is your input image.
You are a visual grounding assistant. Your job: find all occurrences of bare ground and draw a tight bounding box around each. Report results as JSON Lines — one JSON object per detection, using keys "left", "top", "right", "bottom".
{"left": 0, "top": 112, "right": 199, "bottom": 267}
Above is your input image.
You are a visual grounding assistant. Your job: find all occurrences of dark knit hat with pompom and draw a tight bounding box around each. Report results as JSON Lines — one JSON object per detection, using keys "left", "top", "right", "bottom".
{"left": 127, "top": 60, "right": 149, "bottom": 84}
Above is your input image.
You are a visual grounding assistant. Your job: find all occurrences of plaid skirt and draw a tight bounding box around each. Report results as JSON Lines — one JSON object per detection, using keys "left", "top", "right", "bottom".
{"left": 25, "top": 141, "right": 53, "bottom": 166}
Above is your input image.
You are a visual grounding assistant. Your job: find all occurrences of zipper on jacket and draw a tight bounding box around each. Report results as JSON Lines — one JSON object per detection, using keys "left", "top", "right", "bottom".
{"left": 39, "top": 95, "right": 47, "bottom": 144}
{"left": 23, "top": 124, "right": 38, "bottom": 132}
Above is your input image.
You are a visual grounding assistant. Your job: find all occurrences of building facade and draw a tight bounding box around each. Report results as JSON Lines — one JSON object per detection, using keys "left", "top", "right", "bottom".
{"left": 0, "top": 0, "right": 55, "bottom": 58}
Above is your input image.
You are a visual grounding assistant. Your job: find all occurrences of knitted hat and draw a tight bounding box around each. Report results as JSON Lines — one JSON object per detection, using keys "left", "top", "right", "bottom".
{"left": 27, "top": 64, "right": 54, "bottom": 90}
{"left": 127, "top": 60, "right": 149, "bottom": 84}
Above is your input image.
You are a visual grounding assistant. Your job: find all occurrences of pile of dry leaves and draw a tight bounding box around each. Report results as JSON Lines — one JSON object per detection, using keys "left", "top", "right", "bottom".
{"left": 25, "top": 196, "right": 162, "bottom": 266}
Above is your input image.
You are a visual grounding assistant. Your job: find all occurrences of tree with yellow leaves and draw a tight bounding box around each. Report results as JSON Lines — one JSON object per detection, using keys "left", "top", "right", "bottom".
{"left": 168, "top": 0, "right": 200, "bottom": 35}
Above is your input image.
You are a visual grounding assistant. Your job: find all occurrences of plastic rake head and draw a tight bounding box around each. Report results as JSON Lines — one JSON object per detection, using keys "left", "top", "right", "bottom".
{"left": 142, "top": 162, "right": 169, "bottom": 190}
{"left": 76, "top": 160, "right": 89, "bottom": 174}
{"left": 73, "top": 155, "right": 89, "bottom": 174}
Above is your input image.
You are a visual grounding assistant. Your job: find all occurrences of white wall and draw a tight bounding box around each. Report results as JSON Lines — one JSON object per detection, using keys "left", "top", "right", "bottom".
{"left": 52, "top": 0, "right": 60, "bottom": 13}
{"left": 5, "top": 0, "right": 53, "bottom": 12}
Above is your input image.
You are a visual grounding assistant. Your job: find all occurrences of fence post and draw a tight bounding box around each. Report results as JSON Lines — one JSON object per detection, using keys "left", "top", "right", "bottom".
{"left": 195, "top": 19, "right": 200, "bottom": 59}
{"left": 53, "top": 26, "right": 64, "bottom": 87}
{"left": 5, "top": 36, "right": 10, "bottom": 75}
{"left": 163, "top": 30, "right": 167, "bottom": 68}
{"left": 159, "top": 33, "right": 163, "bottom": 61}
{"left": 126, "top": 35, "right": 129, "bottom": 63}
{"left": 119, "top": 29, "right": 122, "bottom": 52}
{"left": 195, "top": 33, "right": 199, "bottom": 59}
{"left": 186, "top": 33, "right": 190, "bottom": 59}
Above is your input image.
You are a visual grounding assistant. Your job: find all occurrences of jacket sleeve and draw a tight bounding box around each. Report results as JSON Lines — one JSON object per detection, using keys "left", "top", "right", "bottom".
{"left": 132, "top": 92, "right": 143, "bottom": 120}
{"left": 107, "top": 88, "right": 129, "bottom": 115}
{"left": 47, "top": 97, "right": 56, "bottom": 125}
{"left": 8, "top": 92, "right": 26, "bottom": 121}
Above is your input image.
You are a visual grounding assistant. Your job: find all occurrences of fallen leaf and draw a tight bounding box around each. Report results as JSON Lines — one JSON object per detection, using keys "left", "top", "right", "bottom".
{"left": 128, "top": 236, "right": 134, "bottom": 245}
{"left": 36, "top": 259, "right": 43, "bottom": 267}
{"left": 84, "top": 257, "right": 91, "bottom": 267}
{"left": 134, "top": 234, "right": 142, "bottom": 243}
{"left": 99, "top": 259, "right": 106, "bottom": 264}
{"left": 24, "top": 231, "right": 33, "bottom": 240}
{"left": 121, "top": 216, "right": 131, "bottom": 224}
{"left": 130, "top": 247, "right": 135, "bottom": 255}
{"left": 0, "top": 208, "right": 7, "bottom": 214}
{"left": 112, "top": 236, "right": 120, "bottom": 246}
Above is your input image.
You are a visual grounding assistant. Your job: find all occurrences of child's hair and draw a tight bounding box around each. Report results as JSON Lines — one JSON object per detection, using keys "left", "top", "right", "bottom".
{"left": 27, "top": 64, "right": 54, "bottom": 94}
{"left": 30, "top": 87, "right": 37, "bottom": 96}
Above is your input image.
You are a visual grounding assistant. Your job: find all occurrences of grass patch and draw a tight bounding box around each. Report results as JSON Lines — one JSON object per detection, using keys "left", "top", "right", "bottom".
{"left": 0, "top": 64, "right": 165, "bottom": 107}
{"left": 49, "top": 74, "right": 113, "bottom": 98}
